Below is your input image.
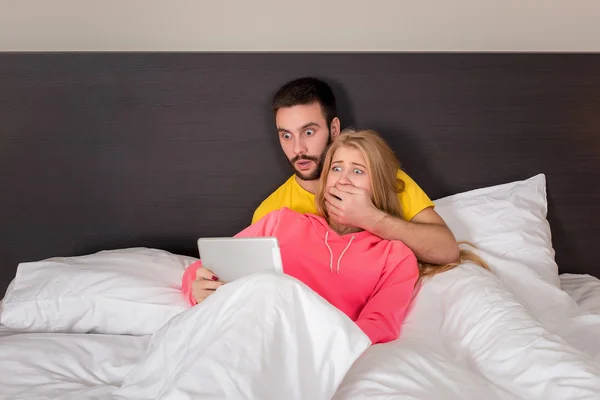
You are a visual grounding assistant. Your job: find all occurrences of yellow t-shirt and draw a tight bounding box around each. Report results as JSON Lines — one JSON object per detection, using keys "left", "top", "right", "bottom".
{"left": 251, "top": 169, "right": 435, "bottom": 224}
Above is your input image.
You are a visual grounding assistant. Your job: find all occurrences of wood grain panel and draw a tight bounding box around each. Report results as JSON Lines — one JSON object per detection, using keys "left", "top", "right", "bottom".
{"left": 1, "top": 53, "right": 599, "bottom": 294}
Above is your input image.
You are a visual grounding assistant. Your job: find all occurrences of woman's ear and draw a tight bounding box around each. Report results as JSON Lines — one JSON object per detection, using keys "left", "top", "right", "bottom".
{"left": 330, "top": 117, "right": 341, "bottom": 138}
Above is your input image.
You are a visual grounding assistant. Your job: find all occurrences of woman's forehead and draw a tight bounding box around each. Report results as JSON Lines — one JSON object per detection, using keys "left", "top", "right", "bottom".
{"left": 332, "top": 146, "right": 367, "bottom": 165}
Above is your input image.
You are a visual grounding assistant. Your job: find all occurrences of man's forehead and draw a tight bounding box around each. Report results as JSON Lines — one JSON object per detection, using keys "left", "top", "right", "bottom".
{"left": 275, "top": 104, "right": 327, "bottom": 131}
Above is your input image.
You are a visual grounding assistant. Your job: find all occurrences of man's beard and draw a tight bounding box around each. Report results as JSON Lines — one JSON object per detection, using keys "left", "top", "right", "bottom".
{"left": 289, "top": 154, "right": 323, "bottom": 181}
{"left": 289, "top": 135, "right": 332, "bottom": 181}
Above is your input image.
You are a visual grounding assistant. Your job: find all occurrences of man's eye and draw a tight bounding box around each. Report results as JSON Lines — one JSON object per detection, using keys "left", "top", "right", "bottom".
{"left": 282, "top": 133, "right": 291, "bottom": 139}
{"left": 305, "top": 129, "right": 315, "bottom": 136}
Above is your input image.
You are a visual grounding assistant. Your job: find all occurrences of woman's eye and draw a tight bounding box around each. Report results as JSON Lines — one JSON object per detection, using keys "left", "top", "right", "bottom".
{"left": 353, "top": 168, "right": 363, "bottom": 174}
{"left": 332, "top": 166, "right": 341, "bottom": 172}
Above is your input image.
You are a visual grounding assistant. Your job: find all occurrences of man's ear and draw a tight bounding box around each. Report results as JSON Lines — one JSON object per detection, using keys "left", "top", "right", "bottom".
{"left": 330, "top": 117, "right": 341, "bottom": 138}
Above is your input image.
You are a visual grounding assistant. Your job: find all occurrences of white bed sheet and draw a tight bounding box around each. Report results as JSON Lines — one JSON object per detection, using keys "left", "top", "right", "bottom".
{"left": 334, "top": 265, "right": 600, "bottom": 400}
{"left": 2, "top": 270, "right": 600, "bottom": 400}
{"left": 561, "top": 273, "right": 600, "bottom": 316}
{"left": 0, "top": 331, "right": 149, "bottom": 400}
{"left": 0, "top": 324, "right": 17, "bottom": 338}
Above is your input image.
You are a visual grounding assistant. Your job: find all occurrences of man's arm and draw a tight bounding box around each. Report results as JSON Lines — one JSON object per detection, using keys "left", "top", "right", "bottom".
{"left": 367, "top": 206, "right": 459, "bottom": 265}
{"left": 325, "top": 184, "right": 459, "bottom": 265}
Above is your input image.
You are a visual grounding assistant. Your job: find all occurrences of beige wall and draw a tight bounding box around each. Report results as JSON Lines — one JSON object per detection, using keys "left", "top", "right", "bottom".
{"left": 1, "top": 0, "right": 599, "bottom": 52}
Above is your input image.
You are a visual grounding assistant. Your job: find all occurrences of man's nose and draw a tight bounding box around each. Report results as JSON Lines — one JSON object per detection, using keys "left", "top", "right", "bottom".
{"left": 293, "top": 137, "right": 307, "bottom": 155}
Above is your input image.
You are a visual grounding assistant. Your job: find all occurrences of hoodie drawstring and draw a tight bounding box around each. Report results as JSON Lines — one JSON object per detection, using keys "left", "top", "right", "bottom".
{"left": 337, "top": 236, "right": 354, "bottom": 274}
{"left": 324, "top": 231, "right": 355, "bottom": 274}
{"left": 325, "top": 231, "right": 334, "bottom": 274}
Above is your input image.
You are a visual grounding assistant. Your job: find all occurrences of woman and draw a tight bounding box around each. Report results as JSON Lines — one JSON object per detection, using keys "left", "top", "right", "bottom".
{"left": 182, "top": 128, "right": 489, "bottom": 345}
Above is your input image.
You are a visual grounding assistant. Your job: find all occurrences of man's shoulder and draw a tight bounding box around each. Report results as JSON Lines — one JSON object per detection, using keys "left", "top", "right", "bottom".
{"left": 396, "top": 168, "right": 418, "bottom": 186}
{"left": 267, "top": 175, "right": 297, "bottom": 197}
{"left": 257, "top": 175, "right": 297, "bottom": 207}
{"left": 252, "top": 176, "right": 297, "bottom": 224}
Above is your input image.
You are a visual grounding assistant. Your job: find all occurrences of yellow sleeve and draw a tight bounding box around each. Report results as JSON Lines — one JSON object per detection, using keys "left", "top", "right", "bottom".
{"left": 397, "top": 169, "right": 435, "bottom": 221}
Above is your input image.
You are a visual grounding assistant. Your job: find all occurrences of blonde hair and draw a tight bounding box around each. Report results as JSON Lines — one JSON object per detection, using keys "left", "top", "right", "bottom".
{"left": 316, "top": 128, "right": 406, "bottom": 221}
{"left": 315, "top": 128, "right": 490, "bottom": 278}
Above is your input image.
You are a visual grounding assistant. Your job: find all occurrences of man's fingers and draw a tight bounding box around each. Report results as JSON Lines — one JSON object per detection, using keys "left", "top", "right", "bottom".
{"left": 325, "top": 199, "right": 342, "bottom": 218}
{"left": 327, "top": 186, "right": 344, "bottom": 201}
{"left": 325, "top": 198, "right": 342, "bottom": 213}
{"left": 335, "top": 183, "right": 362, "bottom": 195}
{"left": 325, "top": 192, "right": 342, "bottom": 205}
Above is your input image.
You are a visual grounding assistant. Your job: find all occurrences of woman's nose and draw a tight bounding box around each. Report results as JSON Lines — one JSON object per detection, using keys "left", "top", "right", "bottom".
{"left": 337, "top": 173, "right": 351, "bottom": 185}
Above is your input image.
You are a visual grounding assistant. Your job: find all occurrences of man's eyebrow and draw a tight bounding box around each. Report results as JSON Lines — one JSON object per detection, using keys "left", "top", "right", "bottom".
{"left": 300, "top": 122, "right": 320, "bottom": 130}
{"left": 277, "top": 122, "right": 320, "bottom": 133}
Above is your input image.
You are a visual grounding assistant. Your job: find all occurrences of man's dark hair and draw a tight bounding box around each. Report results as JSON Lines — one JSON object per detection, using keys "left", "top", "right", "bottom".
{"left": 272, "top": 77, "right": 338, "bottom": 127}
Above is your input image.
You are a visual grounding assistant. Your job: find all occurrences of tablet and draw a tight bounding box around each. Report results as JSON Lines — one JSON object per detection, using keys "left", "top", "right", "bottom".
{"left": 197, "top": 237, "right": 283, "bottom": 283}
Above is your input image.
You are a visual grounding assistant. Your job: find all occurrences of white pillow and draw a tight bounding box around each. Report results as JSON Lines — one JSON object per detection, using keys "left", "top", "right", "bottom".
{"left": 0, "top": 247, "right": 197, "bottom": 335}
{"left": 433, "top": 173, "right": 560, "bottom": 288}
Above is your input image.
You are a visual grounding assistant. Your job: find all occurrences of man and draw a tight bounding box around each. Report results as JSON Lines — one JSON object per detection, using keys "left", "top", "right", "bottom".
{"left": 252, "top": 77, "right": 459, "bottom": 265}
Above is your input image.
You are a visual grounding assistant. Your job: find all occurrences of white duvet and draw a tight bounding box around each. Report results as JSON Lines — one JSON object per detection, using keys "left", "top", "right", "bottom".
{"left": 2, "top": 261, "right": 600, "bottom": 399}
{"left": 0, "top": 273, "right": 370, "bottom": 400}
{"left": 336, "top": 261, "right": 600, "bottom": 400}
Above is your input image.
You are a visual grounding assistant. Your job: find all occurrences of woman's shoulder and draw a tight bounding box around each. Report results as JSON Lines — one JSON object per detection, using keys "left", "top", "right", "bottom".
{"left": 357, "top": 232, "right": 416, "bottom": 260}
{"left": 261, "top": 207, "right": 315, "bottom": 225}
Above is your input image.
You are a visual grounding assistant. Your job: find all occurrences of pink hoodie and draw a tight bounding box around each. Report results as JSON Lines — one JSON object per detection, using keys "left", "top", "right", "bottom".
{"left": 182, "top": 207, "right": 420, "bottom": 345}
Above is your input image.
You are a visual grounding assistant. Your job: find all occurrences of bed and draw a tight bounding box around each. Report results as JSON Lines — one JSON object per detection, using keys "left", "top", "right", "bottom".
{"left": 1, "top": 52, "right": 600, "bottom": 399}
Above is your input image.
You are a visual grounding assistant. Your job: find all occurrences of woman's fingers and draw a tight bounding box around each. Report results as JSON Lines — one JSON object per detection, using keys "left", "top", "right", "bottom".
{"left": 193, "top": 279, "right": 224, "bottom": 291}
{"left": 191, "top": 266, "right": 227, "bottom": 304}
{"left": 191, "top": 279, "right": 225, "bottom": 303}
{"left": 194, "top": 267, "right": 219, "bottom": 281}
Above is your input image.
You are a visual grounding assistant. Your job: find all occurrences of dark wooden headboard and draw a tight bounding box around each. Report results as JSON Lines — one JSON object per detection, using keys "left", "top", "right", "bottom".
{"left": 1, "top": 53, "right": 599, "bottom": 294}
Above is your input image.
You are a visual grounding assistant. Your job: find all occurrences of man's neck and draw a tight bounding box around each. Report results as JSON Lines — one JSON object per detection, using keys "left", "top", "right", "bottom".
{"left": 294, "top": 175, "right": 319, "bottom": 194}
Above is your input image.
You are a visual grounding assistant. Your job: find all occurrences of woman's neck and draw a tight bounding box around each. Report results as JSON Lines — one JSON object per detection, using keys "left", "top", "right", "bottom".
{"left": 328, "top": 220, "right": 363, "bottom": 236}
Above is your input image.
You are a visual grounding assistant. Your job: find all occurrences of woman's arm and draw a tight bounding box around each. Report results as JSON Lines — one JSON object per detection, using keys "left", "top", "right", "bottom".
{"left": 181, "top": 209, "right": 284, "bottom": 305}
{"left": 354, "top": 246, "right": 420, "bottom": 344}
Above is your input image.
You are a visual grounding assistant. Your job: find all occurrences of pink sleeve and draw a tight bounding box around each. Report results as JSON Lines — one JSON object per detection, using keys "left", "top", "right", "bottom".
{"left": 181, "top": 209, "right": 283, "bottom": 305}
{"left": 355, "top": 246, "right": 420, "bottom": 344}
{"left": 181, "top": 260, "right": 203, "bottom": 305}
